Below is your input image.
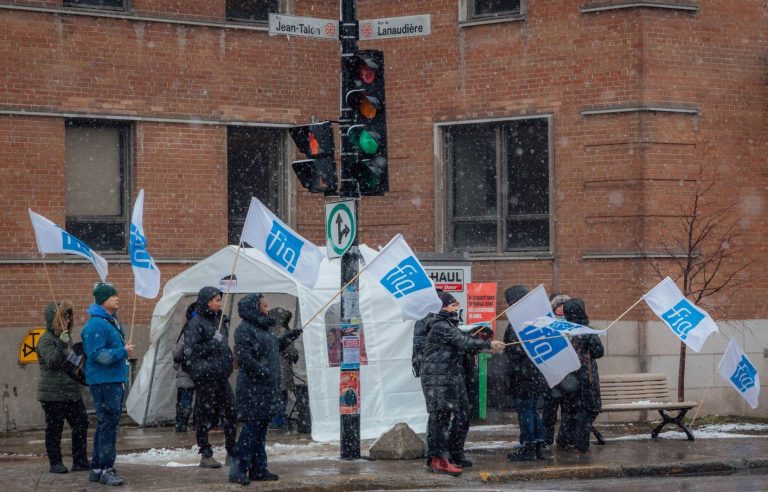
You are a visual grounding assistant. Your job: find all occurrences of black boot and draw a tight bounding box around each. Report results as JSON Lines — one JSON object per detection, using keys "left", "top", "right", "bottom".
{"left": 507, "top": 442, "right": 537, "bottom": 462}
{"left": 449, "top": 454, "right": 473, "bottom": 468}
{"left": 535, "top": 441, "right": 548, "bottom": 460}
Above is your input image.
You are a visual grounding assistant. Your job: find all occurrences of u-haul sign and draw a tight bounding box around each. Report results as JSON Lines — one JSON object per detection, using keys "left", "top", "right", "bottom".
{"left": 427, "top": 269, "right": 465, "bottom": 293}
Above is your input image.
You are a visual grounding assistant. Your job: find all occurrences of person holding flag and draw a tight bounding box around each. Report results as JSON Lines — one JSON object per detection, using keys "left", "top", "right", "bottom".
{"left": 556, "top": 299, "right": 604, "bottom": 454}
{"left": 503, "top": 285, "right": 549, "bottom": 462}
{"left": 421, "top": 291, "right": 504, "bottom": 476}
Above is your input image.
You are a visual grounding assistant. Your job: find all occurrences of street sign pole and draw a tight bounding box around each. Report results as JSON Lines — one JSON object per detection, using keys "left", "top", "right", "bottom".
{"left": 339, "top": 0, "right": 361, "bottom": 460}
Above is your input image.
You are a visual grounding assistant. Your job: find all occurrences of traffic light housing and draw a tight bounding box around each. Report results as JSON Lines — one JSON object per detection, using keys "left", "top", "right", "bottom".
{"left": 345, "top": 50, "right": 388, "bottom": 195}
{"left": 288, "top": 121, "right": 338, "bottom": 194}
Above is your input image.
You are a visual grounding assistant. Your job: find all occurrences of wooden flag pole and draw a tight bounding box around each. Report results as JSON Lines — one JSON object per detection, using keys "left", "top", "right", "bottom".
{"left": 689, "top": 370, "right": 718, "bottom": 428}
{"left": 128, "top": 292, "right": 138, "bottom": 345}
{"left": 40, "top": 255, "right": 66, "bottom": 332}
{"left": 217, "top": 244, "right": 244, "bottom": 333}
{"left": 603, "top": 295, "right": 645, "bottom": 332}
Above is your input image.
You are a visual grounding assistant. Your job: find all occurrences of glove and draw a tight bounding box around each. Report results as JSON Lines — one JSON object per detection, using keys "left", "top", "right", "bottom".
{"left": 287, "top": 329, "right": 303, "bottom": 342}
{"left": 59, "top": 330, "right": 70, "bottom": 344}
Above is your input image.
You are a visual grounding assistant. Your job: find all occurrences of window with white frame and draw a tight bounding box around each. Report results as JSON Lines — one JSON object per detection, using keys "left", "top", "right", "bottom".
{"left": 65, "top": 120, "right": 131, "bottom": 252}
{"left": 444, "top": 117, "right": 550, "bottom": 253}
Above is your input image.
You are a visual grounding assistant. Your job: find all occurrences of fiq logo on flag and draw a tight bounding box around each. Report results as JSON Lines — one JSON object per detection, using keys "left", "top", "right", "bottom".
{"left": 380, "top": 256, "right": 432, "bottom": 298}
{"left": 518, "top": 322, "right": 570, "bottom": 365}
{"left": 731, "top": 356, "right": 758, "bottom": 393}
{"left": 129, "top": 224, "right": 155, "bottom": 270}
{"left": 62, "top": 231, "right": 99, "bottom": 264}
{"left": 660, "top": 299, "right": 704, "bottom": 341}
{"left": 266, "top": 221, "right": 304, "bottom": 273}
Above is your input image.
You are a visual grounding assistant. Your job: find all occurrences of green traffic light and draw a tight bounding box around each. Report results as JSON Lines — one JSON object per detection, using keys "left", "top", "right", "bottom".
{"left": 358, "top": 130, "right": 378, "bottom": 154}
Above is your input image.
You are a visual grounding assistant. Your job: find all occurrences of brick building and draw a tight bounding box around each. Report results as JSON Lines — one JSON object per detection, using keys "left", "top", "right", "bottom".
{"left": 1, "top": 0, "right": 765, "bottom": 429}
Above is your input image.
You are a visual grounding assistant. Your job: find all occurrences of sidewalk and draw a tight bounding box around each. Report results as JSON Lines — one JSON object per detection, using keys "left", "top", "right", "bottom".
{"left": 2, "top": 421, "right": 767, "bottom": 491}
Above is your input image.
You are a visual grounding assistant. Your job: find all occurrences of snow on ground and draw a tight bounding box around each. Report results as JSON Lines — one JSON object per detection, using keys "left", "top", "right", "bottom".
{"left": 610, "top": 429, "right": 768, "bottom": 441}
{"left": 118, "top": 442, "right": 342, "bottom": 467}
{"left": 468, "top": 424, "right": 516, "bottom": 433}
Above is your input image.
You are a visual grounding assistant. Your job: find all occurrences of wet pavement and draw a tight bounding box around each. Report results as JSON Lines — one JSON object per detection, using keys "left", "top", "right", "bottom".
{"left": 1, "top": 421, "right": 767, "bottom": 491}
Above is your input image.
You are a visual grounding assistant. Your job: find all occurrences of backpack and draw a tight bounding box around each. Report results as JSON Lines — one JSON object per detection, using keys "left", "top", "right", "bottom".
{"left": 63, "top": 341, "right": 88, "bottom": 386}
{"left": 411, "top": 313, "right": 436, "bottom": 377}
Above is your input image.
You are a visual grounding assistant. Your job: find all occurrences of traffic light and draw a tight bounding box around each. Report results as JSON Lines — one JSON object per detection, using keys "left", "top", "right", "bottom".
{"left": 288, "top": 121, "right": 337, "bottom": 194}
{"left": 345, "top": 50, "right": 388, "bottom": 195}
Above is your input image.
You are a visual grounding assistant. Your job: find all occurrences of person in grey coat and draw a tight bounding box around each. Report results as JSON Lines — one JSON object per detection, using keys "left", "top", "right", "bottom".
{"left": 171, "top": 302, "right": 196, "bottom": 432}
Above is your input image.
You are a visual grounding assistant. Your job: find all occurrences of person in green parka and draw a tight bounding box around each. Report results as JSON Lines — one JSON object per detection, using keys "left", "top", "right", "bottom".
{"left": 37, "top": 300, "right": 89, "bottom": 474}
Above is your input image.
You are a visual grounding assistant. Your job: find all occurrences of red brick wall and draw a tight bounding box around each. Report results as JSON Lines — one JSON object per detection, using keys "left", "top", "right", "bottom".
{"left": 1, "top": 0, "right": 766, "bottom": 333}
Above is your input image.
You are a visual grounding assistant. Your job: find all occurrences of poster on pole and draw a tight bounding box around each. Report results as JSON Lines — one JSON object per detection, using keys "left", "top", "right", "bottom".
{"left": 339, "top": 371, "right": 360, "bottom": 415}
{"left": 467, "top": 282, "right": 497, "bottom": 336}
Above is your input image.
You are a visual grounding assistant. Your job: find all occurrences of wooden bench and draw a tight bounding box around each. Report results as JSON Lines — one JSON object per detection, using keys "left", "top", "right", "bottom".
{"left": 591, "top": 372, "right": 699, "bottom": 443}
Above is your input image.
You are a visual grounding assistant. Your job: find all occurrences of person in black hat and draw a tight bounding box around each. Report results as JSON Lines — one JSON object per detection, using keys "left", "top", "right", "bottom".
{"left": 183, "top": 286, "right": 236, "bottom": 468}
{"left": 420, "top": 291, "right": 504, "bottom": 476}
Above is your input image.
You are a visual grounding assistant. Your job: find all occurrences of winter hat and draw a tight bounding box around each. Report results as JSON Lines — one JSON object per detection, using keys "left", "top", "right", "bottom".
{"left": 504, "top": 285, "right": 529, "bottom": 306}
{"left": 563, "top": 298, "right": 589, "bottom": 326}
{"left": 438, "top": 290, "right": 458, "bottom": 308}
{"left": 93, "top": 282, "right": 118, "bottom": 305}
{"left": 550, "top": 294, "right": 571, "bottom": 310}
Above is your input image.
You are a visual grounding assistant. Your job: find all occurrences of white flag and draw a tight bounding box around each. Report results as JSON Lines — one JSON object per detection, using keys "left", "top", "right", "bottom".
{"left": 643, "top": 277, "right": 719, "bottom": 352}
{"left": 526, "top": 316, "right": 607, "bottom": 337}
{"left": 362, "top": 234, "right": 442, "bottom": 320}
{"left": 28, "top": 209, "right": 109, "bottom": 282}
{"left": 130, "top": 190, "right": 161, "bottom": 298}
{"left": 717, "top": 338, "right": 760, "bottom": 410}
{"left": 506, "top": 285, "right": 581, "bottom": 388}
{"left": 241, "top": 197, "right": 323, "bottom": 289}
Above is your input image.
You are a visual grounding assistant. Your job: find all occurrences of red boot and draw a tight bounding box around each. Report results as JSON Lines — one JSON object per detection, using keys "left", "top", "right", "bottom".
{"left": 429, "top": 456, "right": 462, "bottom": 476}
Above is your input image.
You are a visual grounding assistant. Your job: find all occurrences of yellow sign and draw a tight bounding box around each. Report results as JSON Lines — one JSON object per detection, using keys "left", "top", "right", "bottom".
{"left": 19, "top": 327, "right": 46, "bottom": 364}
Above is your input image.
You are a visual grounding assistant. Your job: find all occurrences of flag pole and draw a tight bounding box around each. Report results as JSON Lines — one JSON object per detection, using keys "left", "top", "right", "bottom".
{"left": 604, "top": 295, "right": 645, "bottom": 331}
{"left": 217, "top": 243, "right": 243, "bottom": 333}
{"left": 689, "top": 370, "right": 718, "bottom": 428}
{"left": 128, "top": 292, "right": 138, "bottom": 345}
{"left": 40, "top": 255, "right": 66, "bottom": 332}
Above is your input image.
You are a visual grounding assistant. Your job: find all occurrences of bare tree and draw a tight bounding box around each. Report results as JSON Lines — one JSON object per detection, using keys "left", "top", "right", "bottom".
{"left": 647, "top": 154, "right": 752, "bottom": 402}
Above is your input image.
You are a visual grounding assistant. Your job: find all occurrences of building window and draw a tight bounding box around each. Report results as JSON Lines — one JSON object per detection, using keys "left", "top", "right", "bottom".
{"left": 445, "top": 117, "right": 550, "bottom": 254}
{"left": 467, "top": 0, "right": 522, "bottom": 20}
{"left": 65, "top": 120, "right": 131, "bottom": 253}
{"left": 228, "top": 126, "right": 285, "bottom": 245}
{"left": 63, "top": 0, "right": 125, "bottom": 10}
{"left": 227, "top": 0, "right": 280, "bottom": 22}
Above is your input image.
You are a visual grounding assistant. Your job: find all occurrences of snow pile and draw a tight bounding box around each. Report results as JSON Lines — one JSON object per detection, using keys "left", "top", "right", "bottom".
{"left": 118, "top": 442, "right": 342, "bottom": 467}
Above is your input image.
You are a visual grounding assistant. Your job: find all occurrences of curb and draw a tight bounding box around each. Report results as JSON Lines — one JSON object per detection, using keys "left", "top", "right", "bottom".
{"left": 479, "top": 458, "right": 765, "bottom": 484}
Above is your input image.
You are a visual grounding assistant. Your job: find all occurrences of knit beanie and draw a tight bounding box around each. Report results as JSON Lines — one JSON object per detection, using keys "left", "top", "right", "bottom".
{"left": 438, "top": 291, "right": 458, "bottom": 308}
{"left": 504, "top": 285, "right": 529, "bottom": 306}
{"left": 93, "top": 282, "right": 118, "bottom": 305}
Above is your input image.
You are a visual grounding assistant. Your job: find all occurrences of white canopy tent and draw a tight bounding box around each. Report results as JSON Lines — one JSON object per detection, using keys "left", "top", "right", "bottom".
{"left": 125, "top": 245, "right": 429, "bottom": 442}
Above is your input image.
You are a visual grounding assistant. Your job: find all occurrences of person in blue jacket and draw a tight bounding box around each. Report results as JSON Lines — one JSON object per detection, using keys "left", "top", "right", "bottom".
{"left": 81, "top": 283, "right": 133, "bottom": 487}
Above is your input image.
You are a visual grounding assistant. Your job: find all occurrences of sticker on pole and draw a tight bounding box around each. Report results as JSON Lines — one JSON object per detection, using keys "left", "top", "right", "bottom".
{"left": 325, "top": 200, "right": 356, "bottom": 259}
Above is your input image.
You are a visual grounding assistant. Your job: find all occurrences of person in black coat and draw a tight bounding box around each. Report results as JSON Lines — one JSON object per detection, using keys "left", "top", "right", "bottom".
{"left": 503, "top": 285, "right": 550, "bottom": 461}
{"left": 556, "top": 298, "right": 604, "bottom": 453}
{"left": 229, "top": 293, "right": 303, "bottom": 485}
{"left": 421, "top": 292, "right": 503, "bottom": 475}
{"left": 182, "top": 286, "right": 236, "bottom": 468}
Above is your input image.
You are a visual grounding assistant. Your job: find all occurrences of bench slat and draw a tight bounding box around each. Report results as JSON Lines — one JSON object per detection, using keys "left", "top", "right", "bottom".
{"left": 596, "top": 373, "right": 697, "bottom": 413}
